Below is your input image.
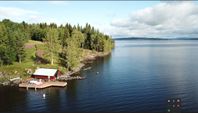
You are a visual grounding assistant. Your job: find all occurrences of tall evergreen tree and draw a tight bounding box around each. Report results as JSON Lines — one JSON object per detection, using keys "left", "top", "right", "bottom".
{"left": 61, "top": 27, "right": 70, "bottom": 49}
{"left": 0, "top": 22, "right": 8, "bottom": 66}
{"left": 60, "top": 37, "right": 81, "bottom": 70}
{"left": 14, "top": 29, "right": 26, "bottom": 63}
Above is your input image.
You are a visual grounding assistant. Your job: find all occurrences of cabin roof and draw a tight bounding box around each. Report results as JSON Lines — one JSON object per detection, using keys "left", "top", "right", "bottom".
{"left": 33, "top": 68, "right": 57, "bottom": 76}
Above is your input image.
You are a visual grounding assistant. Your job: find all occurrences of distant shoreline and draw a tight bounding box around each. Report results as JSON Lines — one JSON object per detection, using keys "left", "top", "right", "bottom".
{"left": 113, "top": 37, "right": 198, "bottom": 40}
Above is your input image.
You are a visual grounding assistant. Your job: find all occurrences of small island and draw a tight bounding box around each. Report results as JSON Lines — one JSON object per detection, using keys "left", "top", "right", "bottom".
{"left": 0, "top": 19, "right": 114, "bottom": 87}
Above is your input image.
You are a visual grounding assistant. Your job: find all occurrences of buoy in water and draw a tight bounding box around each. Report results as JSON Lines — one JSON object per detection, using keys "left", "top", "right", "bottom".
{"left": 96, "top": 72, "right": 99, "bottom": 74}
{"left": 43, "top": 94, "right": 46, "bottom": 99}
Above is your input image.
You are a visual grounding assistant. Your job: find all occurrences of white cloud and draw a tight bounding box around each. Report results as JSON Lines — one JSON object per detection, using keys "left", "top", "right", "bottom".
{"left": 0, "top": 6, "right": 38, "bottom": 17}
{"left": 0, "top": 6, "right": 40, "bottom": 23}
{"left": 110, "top": 1, "right": 198, "bottom": 38}
{"left": 0, "top": 6, "right": 63, "bottom": 26}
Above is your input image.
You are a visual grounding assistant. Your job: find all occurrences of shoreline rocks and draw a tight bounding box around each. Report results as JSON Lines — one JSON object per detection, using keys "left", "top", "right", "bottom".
{"left": 0, "top": 51, "right": 111, "bottom": 86}
{"left": 0, "top": 77, "right": 22, "bottom": 86}
{"left": 58, "top": 51, "right": 111, "bottom": 80}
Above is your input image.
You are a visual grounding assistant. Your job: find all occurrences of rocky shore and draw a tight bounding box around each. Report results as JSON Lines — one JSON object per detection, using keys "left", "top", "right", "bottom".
{"left": 0, "top": 73, "right": 22, "bottom": 86}
{"left": 0, "top": 51, "right": 111, "bottom": 86}
{"left": 57, "top": 51, "right": 110, "bottom": 81}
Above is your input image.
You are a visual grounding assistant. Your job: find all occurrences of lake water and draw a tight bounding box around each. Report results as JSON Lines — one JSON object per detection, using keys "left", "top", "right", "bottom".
{"left": 1, "top": 40, "right": 198, "bottom": 112}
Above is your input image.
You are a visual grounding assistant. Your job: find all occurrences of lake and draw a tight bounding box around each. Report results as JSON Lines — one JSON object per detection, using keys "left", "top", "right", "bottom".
{"left": 1, "top": 40, "right": 198, "bottom": 112}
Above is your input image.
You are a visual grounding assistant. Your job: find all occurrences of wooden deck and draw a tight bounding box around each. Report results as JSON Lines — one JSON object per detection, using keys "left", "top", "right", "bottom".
{"left": 19, "top": 81, "right": 67, "bottom": 90}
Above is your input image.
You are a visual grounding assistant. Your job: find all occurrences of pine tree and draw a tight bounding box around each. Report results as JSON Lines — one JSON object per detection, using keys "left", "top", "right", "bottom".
{"left": 0, "top": 22, "right": 8, "bottom": 66}
{"left": 14, "top": 29, "right": 26, "bottom": 63}
{"left": 60, "top": 27, "right": 70, "bottom": 49}
{"left": 62, "top": 38, "right": 81, "bottom": 70}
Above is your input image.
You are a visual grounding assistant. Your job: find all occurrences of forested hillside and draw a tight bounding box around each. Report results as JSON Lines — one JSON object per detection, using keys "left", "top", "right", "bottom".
{"left": 0, "top": 19, "right": 114, "bottom": 80}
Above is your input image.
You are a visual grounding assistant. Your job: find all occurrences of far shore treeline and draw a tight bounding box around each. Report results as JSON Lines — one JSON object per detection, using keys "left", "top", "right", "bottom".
{"left": 0, "top": 19, "right": 114, "bottom": 71}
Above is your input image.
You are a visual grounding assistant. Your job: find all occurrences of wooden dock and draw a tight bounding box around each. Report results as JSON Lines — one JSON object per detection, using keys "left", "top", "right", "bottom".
{"left": 19, "top": 81, "right": 67, "bottom": 90}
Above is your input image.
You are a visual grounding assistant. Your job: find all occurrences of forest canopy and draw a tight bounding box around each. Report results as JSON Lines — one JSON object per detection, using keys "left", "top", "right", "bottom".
{"left": 0, "top": 19, "right": 114, "bottom": 70}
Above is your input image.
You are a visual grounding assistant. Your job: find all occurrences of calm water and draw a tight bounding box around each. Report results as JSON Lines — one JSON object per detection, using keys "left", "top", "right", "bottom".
{"left": 1, "top": 40, "right": 198, "bottom": 112}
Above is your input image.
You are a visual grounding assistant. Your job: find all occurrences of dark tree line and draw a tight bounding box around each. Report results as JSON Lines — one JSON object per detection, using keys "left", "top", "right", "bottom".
{"left": 0, "top": 19, "right": 114, "bottom": 70}
{"left": 0, "top": 19, "right": 28, "bottom": 66}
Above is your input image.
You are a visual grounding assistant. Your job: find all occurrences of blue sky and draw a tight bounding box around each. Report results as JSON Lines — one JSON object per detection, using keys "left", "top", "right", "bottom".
{"left": 0, "top": 1, "right": 198, "bottom": 38}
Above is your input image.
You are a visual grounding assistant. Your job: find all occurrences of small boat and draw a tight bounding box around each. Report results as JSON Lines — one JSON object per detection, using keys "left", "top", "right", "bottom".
{"left": 29, "top": 79, "right": 43, "bottom": 85}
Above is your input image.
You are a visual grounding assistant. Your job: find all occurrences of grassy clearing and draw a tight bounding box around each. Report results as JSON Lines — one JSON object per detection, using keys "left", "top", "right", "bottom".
{"left": 0, "top": 40, "right": 67, "bottom": 82}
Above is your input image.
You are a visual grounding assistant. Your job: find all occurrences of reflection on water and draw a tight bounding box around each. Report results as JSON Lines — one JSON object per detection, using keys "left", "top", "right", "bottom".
{"left": 1, "top": 40, "right": 198, "bottom": 112}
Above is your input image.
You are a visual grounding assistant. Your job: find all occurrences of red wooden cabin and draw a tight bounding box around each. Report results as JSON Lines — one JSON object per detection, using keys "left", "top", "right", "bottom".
{"left": 31, "top": 68, "right": 61, "bottom": 80}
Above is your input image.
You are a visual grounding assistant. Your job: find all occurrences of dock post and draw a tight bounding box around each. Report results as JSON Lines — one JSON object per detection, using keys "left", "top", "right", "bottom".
{"left": 26, "top": 86, "right": 28, "bottom": 90}
{"left": 35, "top": 87, "right": 37, "bottom": 91}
